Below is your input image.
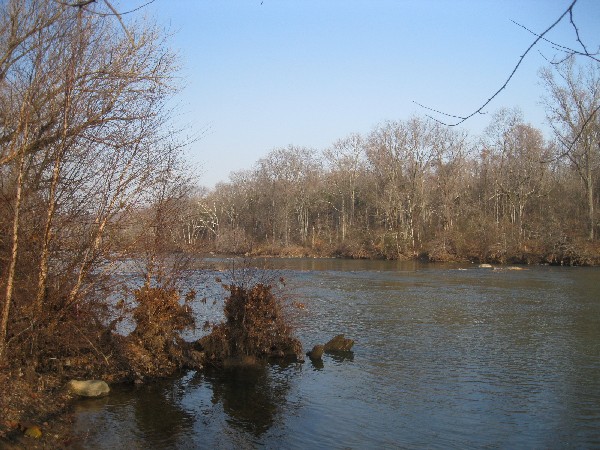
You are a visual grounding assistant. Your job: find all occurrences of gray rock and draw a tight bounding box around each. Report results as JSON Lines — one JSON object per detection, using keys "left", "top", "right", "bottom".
{"left": 67, "top": 379, "right": 110, "bottom": 397}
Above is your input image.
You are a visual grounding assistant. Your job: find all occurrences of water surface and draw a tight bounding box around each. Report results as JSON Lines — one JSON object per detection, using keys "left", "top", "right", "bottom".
{"left": 73, "top": 259, "right": 600, "bottom": 449}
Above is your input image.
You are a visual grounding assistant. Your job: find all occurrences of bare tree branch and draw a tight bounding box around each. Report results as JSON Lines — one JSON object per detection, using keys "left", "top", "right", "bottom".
{"left": 547, "top": 102, "right": 600, "bottom": 162}
{"left": 415, "top": 0, "right": 579, "bottom": 126}
{"left": 53, "top": 0, "right": 155, "bottom": 45}
{"left": 569, "top": 7, "right": 591, "bottom": 56}
{"left": 53, "top": 0, "right": 97, "bottom": 7}
{"left": 513, "top": 20, "right": 600, "bottom": 63}
{"left": 103, "top": 0, "right": 134, "bottom": 44}
{"left": 93, "top": 0, "right": 157, "bottom": 16}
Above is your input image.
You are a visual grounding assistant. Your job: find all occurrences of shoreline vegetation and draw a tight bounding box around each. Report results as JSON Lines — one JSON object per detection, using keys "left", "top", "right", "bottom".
{"left": 209, "top": 240, "right": 600, "bottom": 267}
{"left": 0, "top": 278, "right": 305, "bottom": 448}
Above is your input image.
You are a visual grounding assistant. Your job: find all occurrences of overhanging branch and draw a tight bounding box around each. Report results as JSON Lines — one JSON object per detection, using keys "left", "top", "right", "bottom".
{"left": 415, "top": 0, "right": 579, "bottom": 126}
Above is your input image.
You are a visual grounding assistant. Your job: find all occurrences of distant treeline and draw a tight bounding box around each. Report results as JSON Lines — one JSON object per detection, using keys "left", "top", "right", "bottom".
{"left": 172, "top": 62, "right": 599, "bottom": 265}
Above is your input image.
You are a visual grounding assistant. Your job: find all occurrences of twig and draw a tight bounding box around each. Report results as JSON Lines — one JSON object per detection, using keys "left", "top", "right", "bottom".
{"left": 93, "top": 0, "right": 157, "bottom": 17}
{"left": 545, "top": 103, "right": 600, "bottom": 163}
{"left": 103, "top": 0, "right": 135, "bottom": 45}
{"left": 73, "top": 324, "right": 111, "bottom": 366}
{"left": 512, "top": 20, "right": 599, "bottom": 63}
{"left": 415, "top": 0, "right": 579, "bottom": 126}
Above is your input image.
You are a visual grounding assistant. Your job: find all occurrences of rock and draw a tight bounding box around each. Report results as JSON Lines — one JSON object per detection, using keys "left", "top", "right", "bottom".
{"left": 324, "top": 335, "right": 354, "bottom": 352}
{"left": 24, "top": 425, "right": 42, "bottom": 439}
{"left": 67, "top": 380, "right": 110, "bottom": 397}
{"left": 306, "top": 344, "right": 324, "bottom": 360}
{"left": 310, "top": 357, "right": 324, "bottom": 370}
{"left": 479, "top": 264, "right": 493, "bottom": 268}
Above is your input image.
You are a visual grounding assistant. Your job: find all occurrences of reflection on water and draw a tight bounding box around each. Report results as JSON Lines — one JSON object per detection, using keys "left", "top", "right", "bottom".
{"left": 73, "top": 363, "right": 301, "bottom": 449}
{"left": 203, "top": 364, "right": 294, "bottom": 437}
{"left": 74, "top": 261, "right": 600, "bottom": 449}
{"left": 72, "top": 378, "right": 195, "bottom": 449}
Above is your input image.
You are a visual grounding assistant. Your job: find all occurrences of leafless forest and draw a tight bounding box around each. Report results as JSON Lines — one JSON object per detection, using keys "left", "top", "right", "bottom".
{"left": 187, "top": 80, "right": 599, "bottom": 265}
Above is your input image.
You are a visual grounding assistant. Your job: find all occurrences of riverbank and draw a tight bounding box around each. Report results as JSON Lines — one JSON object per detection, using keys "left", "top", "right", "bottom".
{"left": 228, "top": 237, "right": 600, "bottom": 267}
{"left": 0, "top": 370, "right": 75, "bottom": 449}
{"left": 0, "top": 279, "right": 302, "bottom": 448}
{"left": 2, "top": 251, "right": 599, "bottom": 448}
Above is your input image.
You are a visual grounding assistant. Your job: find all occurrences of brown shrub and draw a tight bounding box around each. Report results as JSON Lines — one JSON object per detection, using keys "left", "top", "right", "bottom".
{"left": 199, "top": 283, "right": 302, "bottom": 365}
{"left": 123, "top": 286, "right": 198, "bottom": 378}
{"left": 216, "top": 228, "right": 252, "bottom": 254}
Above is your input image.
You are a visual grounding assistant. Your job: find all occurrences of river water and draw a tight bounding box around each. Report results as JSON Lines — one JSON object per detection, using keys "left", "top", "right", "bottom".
{"left": 73, "top": 259, "right": 600, "bottom": 449}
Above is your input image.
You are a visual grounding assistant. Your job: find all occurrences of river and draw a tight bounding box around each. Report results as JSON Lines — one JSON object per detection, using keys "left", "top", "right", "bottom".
{"left": 72, "top": 258, "right": 600, "bottom": 449}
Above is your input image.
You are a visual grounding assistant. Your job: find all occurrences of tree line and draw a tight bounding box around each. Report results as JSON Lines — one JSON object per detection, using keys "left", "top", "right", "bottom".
{"left": 181, "top": 59, "right": 599, "bottom": 265}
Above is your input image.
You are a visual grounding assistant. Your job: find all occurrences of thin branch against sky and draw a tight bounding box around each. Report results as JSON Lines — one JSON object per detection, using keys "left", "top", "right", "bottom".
{"left": 414, "top": 0, "right": 582, "bottom": 127}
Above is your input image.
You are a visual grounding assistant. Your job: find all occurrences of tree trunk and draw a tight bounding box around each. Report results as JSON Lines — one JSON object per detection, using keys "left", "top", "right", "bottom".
{"left": 587, "top": 156, "right": 594, "bottom": 240}
{"left": 0, "top": 150, "right": 26, "bottom": 362}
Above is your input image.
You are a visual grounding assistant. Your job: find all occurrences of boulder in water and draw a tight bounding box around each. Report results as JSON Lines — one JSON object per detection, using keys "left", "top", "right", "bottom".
{"left": 306, "top": 344, "right": 324, "bottom": 360}
{"left": 67, "top": 380, "right": 110, "bottom": 397}
{"left": 324, "top": 335, "right": 354, "bottom": 352}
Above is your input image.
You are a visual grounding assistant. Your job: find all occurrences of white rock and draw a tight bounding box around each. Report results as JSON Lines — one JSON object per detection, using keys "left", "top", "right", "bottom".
{"left": 67, "top": 379, "right": 110, "bottom": 397}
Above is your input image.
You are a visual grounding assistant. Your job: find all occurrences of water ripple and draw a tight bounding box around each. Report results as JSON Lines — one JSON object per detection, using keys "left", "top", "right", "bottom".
{"left": 74, "top": 261, "right": 600, "bottom": 449}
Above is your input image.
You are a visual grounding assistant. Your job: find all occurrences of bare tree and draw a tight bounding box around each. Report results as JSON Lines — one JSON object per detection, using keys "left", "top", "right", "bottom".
{"left": 541, "top": 59, "right": 600, "bottom": 240}
{"left": 0, "top": 0, "right": 182, "bottom": 365}
{"left": 428, "top": 125, "right": 470, "bottom": 253}
{"left": 365, "top": 118, "right": 443, "bottom": 256}
{"left": 324, "top": 134, "right": 366, "bottom": 242}
{"left": 483, "top": 109, "right": 553, "bottom": 243}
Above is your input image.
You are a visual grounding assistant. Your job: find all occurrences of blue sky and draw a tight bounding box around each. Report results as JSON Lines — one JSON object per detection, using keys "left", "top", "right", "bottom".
{"left": 132, "top": 0, "right": 599, "bottom": 188}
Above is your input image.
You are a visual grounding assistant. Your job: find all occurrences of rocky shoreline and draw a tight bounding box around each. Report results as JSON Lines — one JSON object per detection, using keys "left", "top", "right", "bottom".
{"left": 0, "top": 335, "right": 355, "bottom": 448}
